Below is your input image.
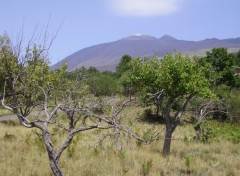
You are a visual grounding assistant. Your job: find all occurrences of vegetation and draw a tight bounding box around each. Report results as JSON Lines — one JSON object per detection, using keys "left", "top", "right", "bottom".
{"left": 0, "top": 34, "right": 154, "bottom": 176}
{"left": 197, "top": 48, "right": 240, "bottom": 88}
{"left": 64, "top": 66, "right": 121, "bottom": 96}
{"left": 1, "top": 31, "right": 240, "bottom": 175}
{"left": 1, "top": 107, "right": 240, "bottom": 176}
{"left": 129, "top": 53, "right": 214, "bottom": 155}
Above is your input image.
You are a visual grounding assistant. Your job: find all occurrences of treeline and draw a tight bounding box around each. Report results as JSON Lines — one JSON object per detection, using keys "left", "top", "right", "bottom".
{"left": 63, "top": 54, "right": 132, "bottom": 96}
{"left": 65, "top": 49, "right": 240, "bottom": 122}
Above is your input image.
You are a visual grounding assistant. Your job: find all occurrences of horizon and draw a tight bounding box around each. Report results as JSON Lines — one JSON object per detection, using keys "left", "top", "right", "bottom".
{"left": 0, "top": 0, "right": 239, "bottom": 65}
{"left": 118, "top": 34, "right": 240, "bottom": 40}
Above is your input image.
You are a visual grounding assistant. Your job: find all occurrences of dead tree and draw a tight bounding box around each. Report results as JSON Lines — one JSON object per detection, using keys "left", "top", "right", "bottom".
{"left": 195, "top": 98, "right": 228, "bottom": 141}
{"left": 2, "top": 85, "right": 159, "bottom": 176}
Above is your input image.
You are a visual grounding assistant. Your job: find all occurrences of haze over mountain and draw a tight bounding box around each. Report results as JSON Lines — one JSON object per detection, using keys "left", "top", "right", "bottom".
{"left": 52, "top": 35, "right": 240, "bottom": 71}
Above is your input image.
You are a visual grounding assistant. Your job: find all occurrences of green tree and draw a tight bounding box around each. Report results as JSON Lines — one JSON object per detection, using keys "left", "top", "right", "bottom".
{"left": 129, "top": 53, "right": 213, "bottom": 155}
{"left": 0, "top": 33, "right": 68, "bottom": 175}
{"left": 87, "top": 72, "right": 120, "bottom": 96}
{"left": 116, "top": 54, "right": 132, "bottom": 77}
{"left": 199, "top": 48, "right": 240, "bottom": 87}
{"left": 119, "top": 70, "right": 134, "bottom": 97}
{"left": 116, "top": 55, "right": 134, "bottom": 97}
{"left": 195, "top": 48, "right": 240, "bottom": 123}
{"left": 86, "top": 67, "right": 120, "bottom": 96}
{"left": 64, "top": 67, "right": 120, "bottom": 96}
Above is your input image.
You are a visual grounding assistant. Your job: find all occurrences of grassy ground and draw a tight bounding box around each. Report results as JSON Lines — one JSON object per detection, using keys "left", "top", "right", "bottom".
{"left": 0, "top": 106, "right": 239, "bottom": 176}
{"left": 0, "top": 107, "right": 13, "bottom": 116}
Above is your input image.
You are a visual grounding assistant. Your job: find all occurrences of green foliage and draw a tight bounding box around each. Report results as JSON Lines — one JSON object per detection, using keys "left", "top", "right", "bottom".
{"left": 64, "top": 55, "right": 133, "bottom": 97}
{"left": 130, "top": 53, "right": 213, "bottom": 99}
{"left": 158, "top": 53, "right": 213, "bottom": 98}
{"left": 129, "top": 53, "right": 214, "bottom": 115}
{"left": 116, "top": 54, "right": 132, "bottom": 77}
{"left": 64, "top": 66, "right": 120, "bottom": 96}
{"left": 195, "top": 48, "right": 240, "bottom": 122}
{"left": 129, "top": 53, "right": 214, "bottom": 155}
{"left": 212, "top": 122, "right": 240, "bottom": 143}
{"left": 198, "top": 48, "right": 240, "bottom": 88}
{"left": 129, "top": 57, "right": 160, "bottom": 90}
{"left": 0, "top": 33, "right": 68, "bottom": 116}
{"left": 196, "top": 121, "right": 240, "bottom": 143}
{"left": 200, "top": 124, "right": 215, "bottom": 143}
{"left": 87, "top": 72, "right": 120, "bottom": 96}
{"left": 63, "top": 66, "right": 87, "bottom": 81}
{"left": 116, "top": 55, "right": 136, "bottom": 97}
{"left": 225, "top": 89, "right": 240, "bottom": 122}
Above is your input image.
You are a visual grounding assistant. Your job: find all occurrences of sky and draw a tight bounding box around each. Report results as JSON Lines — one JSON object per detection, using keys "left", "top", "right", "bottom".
{"left": 0, "top": 0, "right": 240, "bottom": 65}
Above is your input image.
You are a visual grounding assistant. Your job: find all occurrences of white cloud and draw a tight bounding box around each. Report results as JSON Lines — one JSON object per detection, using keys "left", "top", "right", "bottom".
{"left": 106, "top": 0, "right": 182, "bottom": 17}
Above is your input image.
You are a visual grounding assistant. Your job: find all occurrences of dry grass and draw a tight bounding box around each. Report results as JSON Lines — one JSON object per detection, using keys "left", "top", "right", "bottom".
{"left": 0, "top": 106, "right": 240, "bottom": 176}
{"left": 0, "top": 107, "right": 13, "bottom": 116}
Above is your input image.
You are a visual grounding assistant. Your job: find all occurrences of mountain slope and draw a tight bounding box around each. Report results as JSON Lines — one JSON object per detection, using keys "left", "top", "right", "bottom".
{"left": 52, "top": 35, "right": 240, "bottom": 71}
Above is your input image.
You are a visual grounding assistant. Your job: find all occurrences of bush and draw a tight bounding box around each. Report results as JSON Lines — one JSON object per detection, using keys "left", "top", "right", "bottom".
{"left": 199, "top": 121, "right": 240, "bottom": 143}
{"left": 226, "top": 89, "right": 240, "bottom": 122}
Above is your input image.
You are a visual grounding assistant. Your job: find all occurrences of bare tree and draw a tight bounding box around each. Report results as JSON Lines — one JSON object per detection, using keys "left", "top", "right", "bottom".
{"left": 194, "top": 98, "right": 228, "bottom": 141}
{"left": 0, "top": 34, "right": 159, "bottom": 176}
{"left": 2, "top": 84, "right": 158, "bottom": 176}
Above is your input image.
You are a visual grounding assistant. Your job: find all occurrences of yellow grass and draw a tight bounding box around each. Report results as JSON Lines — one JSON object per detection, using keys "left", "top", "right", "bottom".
{"left": 0, "top": 106, "right": 239, "bottom": 176}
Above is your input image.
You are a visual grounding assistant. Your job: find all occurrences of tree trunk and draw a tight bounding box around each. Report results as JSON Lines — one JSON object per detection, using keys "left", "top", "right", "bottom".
{"left": 162, "top": 100, "right": 173, "bottom": 156}
{"left": 162, "top": 127, "right": 172, "bottom": 156}
{"left": 195, "top": 124, "right": 201, "bottom": 141}
{"left": 43, "top": 130, "right": 63, "bottom": 176}
{"left": 48, "top": 156, "right": 63, "bottom": 176}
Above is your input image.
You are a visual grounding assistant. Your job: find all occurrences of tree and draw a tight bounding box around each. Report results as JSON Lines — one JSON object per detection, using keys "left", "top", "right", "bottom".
{"left": 85, "top": 67, "right": 120, "bottom": 96}
{"left": 194, "top": 97, "right": 228, "bottom": 141}
{"left": 119, "top": 70, "right": 134, "bottom": 98}
{"left": 199, "top": 48, "right": 240, "bottom": 87}
{"left": 116, "top": 54, "right": 132, "bottom": 77}
{"left": 116, "top": 55, "right": 134, "bottom": 97}
{"left": 129, "top": 53, "right": 213, "bottom": 155}
{"left": 195, "top": 48, "right": 240, "bottom": 124}
{"left": 64, "top": 67, "right": 120, "bottom": 96}
{"left": 0, "top": 34, "right": 154, "bottom": 175}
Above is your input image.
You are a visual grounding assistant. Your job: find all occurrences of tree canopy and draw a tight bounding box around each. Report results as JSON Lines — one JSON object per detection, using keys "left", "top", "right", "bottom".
{"left": 198, "top": 48, "right": 240, "bottom": 88}
{"left": 129, "top": 53, "right": 213, "bottom": 155}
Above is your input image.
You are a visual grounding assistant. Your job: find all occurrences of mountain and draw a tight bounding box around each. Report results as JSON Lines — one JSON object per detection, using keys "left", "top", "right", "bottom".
{"left": 52, "top": 35, "right": 240, "bottom": 71}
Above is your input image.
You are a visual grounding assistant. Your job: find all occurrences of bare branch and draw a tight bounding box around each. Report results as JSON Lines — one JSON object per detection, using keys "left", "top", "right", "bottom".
{"left": 1, "top": 81, "right": 13, "bottom": 112}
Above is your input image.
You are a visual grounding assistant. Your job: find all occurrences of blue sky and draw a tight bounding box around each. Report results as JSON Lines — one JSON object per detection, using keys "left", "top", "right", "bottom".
{"left": 0, "top": 0, "right": 239, "bottom": 65}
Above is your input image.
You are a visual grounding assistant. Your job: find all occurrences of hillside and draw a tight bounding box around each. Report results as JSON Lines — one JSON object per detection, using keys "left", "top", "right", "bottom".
{"left": 52, "top": 35, "right": 240, "bottom": 71}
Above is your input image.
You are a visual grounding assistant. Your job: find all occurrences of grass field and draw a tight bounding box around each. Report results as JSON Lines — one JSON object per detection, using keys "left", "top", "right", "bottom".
{"left": 0, "top": 106, "right": 239, "bottom": 176}
{"left": 0, "top": 107, "right": 13, "bottom": 116}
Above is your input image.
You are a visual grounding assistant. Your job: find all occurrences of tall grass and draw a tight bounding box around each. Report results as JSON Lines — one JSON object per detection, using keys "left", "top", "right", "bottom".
{"left": 0, "top": 107, "right": 13, "bottom": 116}
{"left": 0, "top": 106, "right": 239, "bottom": 175}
